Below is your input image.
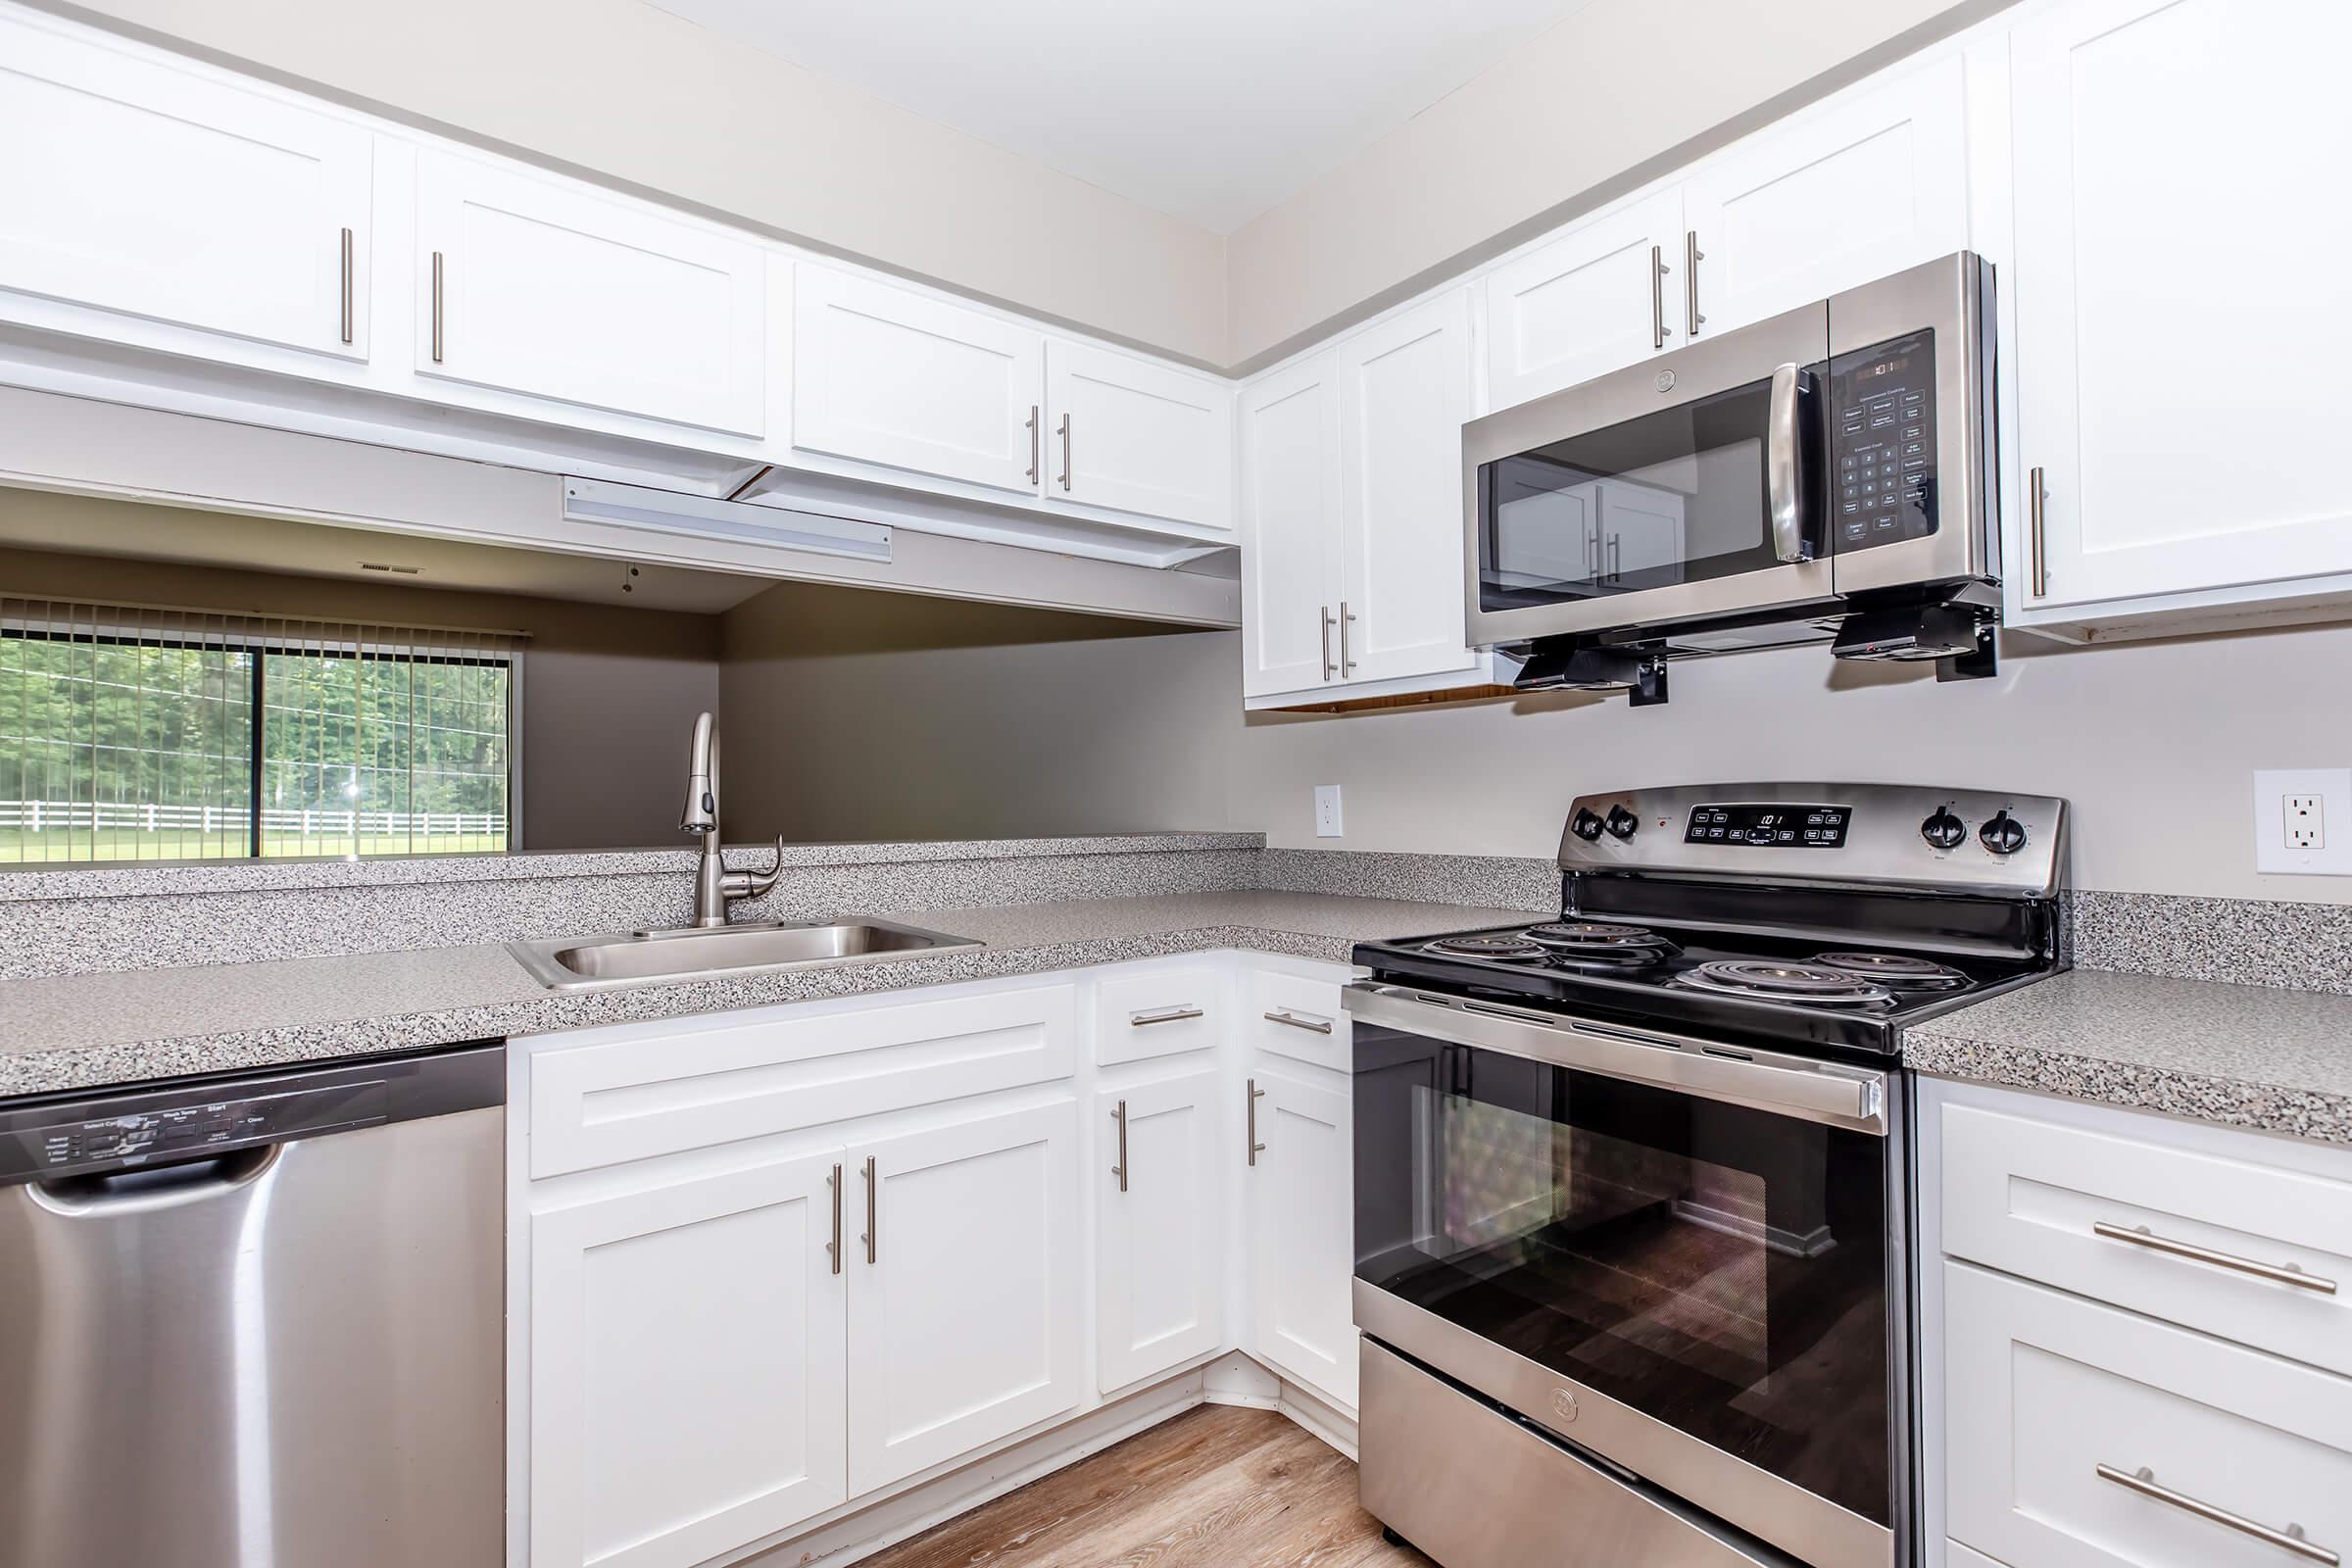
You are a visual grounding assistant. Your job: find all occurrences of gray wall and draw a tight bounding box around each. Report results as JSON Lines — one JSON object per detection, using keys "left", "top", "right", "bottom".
{"left": 0, "top": 542, "right": 721, "bottom": 852}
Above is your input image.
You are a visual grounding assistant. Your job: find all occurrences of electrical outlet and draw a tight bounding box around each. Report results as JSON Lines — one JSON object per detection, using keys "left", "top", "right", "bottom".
{"left": 1313, "top": 784, "right": 1344, "bottom": 839}
{"left": 2253, "top": 770, "right": 2352, "bottom": 875}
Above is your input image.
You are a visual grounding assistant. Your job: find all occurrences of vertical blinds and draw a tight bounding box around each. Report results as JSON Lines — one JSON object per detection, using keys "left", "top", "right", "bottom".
{"left": 0, "top": 598, "right": 524, "bottom": 863}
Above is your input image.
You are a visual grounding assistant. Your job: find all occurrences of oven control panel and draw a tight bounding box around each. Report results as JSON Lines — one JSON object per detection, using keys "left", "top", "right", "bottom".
{"left": 1830, "top": 329, "right": 1937, "bottom": 554}
{"left": 1684, "top": 804, "right": 1851, "bottom": 848}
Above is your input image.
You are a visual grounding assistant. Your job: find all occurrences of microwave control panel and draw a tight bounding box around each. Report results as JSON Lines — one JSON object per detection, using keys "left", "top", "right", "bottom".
{"left": 1829, "top": 329, "right": 1937, "bottom": 553}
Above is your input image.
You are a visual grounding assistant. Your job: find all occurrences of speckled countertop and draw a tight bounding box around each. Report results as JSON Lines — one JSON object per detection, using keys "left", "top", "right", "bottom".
{"left": 0, "top": 891, "right": 1541, "bottom": 1098}
{"left": 1906, "top": 970, "right": 2352, "bottom": 1147}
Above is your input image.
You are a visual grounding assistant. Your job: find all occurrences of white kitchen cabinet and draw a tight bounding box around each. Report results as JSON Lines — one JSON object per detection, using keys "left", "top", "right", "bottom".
{"left": 1044, "top": 339, "right": 1232, "bottom": 529}
{"left": 1239, "top": 351, "right": 1343, "bottom": 697}
{"left": 1944, "top": 1261, "right": 2352, "bottom": 1568}
{"left": 846, "top": 1100, "right": 1084, "bottom": 1494}
{"left": 414, "top": 150, "right": 766, "bottom": 436}
{"left": 529, "top": 1150, "right": 848, "bottom": 1568}
{"left": 791, "top": 264, "right": 1046, "bottom": 496}
{"left": 1097, "top": 1069, "right": 1226, "bottom": 1392}
{"left": 1485, "top": 189, "right": 1686, "bottom": 412}
{"left": 2005, "top": 0, "right": 2352, "bottom": 621}
{"left": 1680, "top": 56, "right": 1968, "bottom": 339}
{"left": 1247, "top": 1067, "right": 1357, "bottom": 1413}
{"left": 1334, "top": 288, "right": 1483, "bottom": 687}
{"left": 0, "top": 10, "right": 372, "bottom": 364}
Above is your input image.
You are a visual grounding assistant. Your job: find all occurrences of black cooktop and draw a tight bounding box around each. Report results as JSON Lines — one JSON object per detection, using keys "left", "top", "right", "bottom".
{"left": 1352, "top": 919, "right": 2051, "bottom": 1060}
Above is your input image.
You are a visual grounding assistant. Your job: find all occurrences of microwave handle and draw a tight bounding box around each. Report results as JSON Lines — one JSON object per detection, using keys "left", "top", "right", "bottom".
{"left": 1767, "top": 362, "right": 1813, "bottom": 564}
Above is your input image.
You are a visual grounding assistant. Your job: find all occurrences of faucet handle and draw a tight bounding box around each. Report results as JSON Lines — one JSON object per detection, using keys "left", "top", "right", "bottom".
{"left": 719, "top": 835, "right": 787, "bottom": 906}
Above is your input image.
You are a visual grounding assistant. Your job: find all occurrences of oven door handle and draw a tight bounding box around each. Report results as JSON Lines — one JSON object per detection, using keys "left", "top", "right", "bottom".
{"left": 1342, "top": 982, "right": 1887, "bottom": 1135}
{"left": 1767, "top": 362, "right": 1814, "bottom": 564}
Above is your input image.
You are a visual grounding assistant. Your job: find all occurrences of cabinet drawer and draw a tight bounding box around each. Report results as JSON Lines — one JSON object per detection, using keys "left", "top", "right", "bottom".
{"left": 1243, "top": 968, "right": 1350, "bottom": 1071}
{"left": 1941, "top": 1100, "right": 2352, "bottom": 1374}
{"left": 1095, "top": 964, "right": 1222, "bottom": 1065}
{"left": 528, "top": 984, "right": 1076, "bottom": 1176}
{"left": 1945, "top": 1262, "right": 2352, "bottom": 1568}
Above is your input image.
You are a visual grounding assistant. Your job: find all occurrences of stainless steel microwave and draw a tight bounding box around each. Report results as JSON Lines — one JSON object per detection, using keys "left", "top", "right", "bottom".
{"left": 1464, "top": 253, "right": 1998, "bottom": 698}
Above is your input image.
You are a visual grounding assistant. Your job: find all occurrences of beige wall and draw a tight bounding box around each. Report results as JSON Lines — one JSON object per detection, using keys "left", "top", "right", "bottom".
{"left": 59, "top": 0, "right": 1228, "bottom": 364}
{"left": 718, "top": 580, "right": 1234, "bottom": 843}
{"left": 0, "top": 541, "right": 722, "bottom": 852}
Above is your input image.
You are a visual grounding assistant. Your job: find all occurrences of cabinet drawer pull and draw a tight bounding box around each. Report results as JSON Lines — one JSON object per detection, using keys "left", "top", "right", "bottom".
{"left": 1110, "top": 1100, "right": 1129, "bottom": 1194}
{"left": 2096, "top": 1464, "right": 2339, "bottom": 1565}
{"left": 2092, "top": 1220, "right": 2338, "bottom": 1294}
{"left": 339, "top": 226, "right": 355, "bottom": 345}
{"left": 1262, "top": 1008, "right": 1333, "bottom": 1036}
{"left": 859, "top": 1154, "right": 877, "bottom": 1265}
{"left": 1247, "top": 1078, "right": 1266, "bottom": 1167}
{"left": 1025, "top": 404, "right": 1041, "bottom": 485}
{"left": 1129, "top": 1005, "right": 1204, "bottom": 1027}
{"left": 430, "top": 250, "right": 446, "bottom": 364}
{"left": 827, "top": 1161, "right": 843, "bottom": 1275}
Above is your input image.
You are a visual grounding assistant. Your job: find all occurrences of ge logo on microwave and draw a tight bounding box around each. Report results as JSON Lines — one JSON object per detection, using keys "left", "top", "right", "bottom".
{"left": 1654, "top": 369, "right": 1676, "bottom": 393}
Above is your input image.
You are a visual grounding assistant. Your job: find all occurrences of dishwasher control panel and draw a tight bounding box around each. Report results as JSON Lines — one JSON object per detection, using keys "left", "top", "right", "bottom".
{"left": 1, "top": 1080, "right": 389, "bottom": 1182}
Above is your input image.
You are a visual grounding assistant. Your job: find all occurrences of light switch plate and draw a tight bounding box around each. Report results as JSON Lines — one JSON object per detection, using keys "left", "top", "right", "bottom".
{"left": 1314, "top": 784, "right": 1344, "bottom": 839}
{"left": 2253, "top": 769, "right": 2352, "bottom": 875}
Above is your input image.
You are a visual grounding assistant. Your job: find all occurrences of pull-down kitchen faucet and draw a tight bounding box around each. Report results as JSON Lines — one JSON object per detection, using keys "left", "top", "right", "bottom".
{"left": 679, "top": 711, "right": 783, "bottom": 927}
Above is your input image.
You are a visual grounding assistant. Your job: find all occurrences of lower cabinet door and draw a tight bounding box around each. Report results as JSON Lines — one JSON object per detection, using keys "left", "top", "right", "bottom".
{"left": 1097, "top": 1069, "right": 1226, "bottom": 1392}
{"left": 529, "top": 1151, "right": 849, "bottom": 1568}
{"left": 1247, "top": 1066, "right": 1358, "bottom": 1412}
{"left": 1944, "top": 1260, "right": 2352, "bottom": 1568}
{"left": 847, "top": 1101, "right": 1084, "bottom": 1494}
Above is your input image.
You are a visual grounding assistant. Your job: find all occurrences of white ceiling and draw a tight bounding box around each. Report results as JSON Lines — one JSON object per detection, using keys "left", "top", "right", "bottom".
{"left": 643, "top": 0, "right": 1595, "bottom": 234}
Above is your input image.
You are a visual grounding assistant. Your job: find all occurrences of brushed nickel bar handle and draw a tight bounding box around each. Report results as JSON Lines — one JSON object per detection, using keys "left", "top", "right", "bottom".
{"left": 1130, "top": 1005, "right": 1204, "bottom": 1027}
{"left": 827, "top": 1162, "right": 843, "bottom": 1275}
{"left": 1247, "top": 1079, "right": 1266, "bottom": 1167}
{"left": 2096, "top": 1464, "right": 2338, "bottom": 1565}
{"left": 1649, "top": 244, "right": 1669, "bottom": 351}
{"left": 2029, "top": 465, "right": 2049, "bottom": 598}
{"left": 1340, "top": 601, "right": 1356, "bottom": 674}
{"left": 1319, "top": 606, "right": 1336, "bottom": 681}
{"left": 2092, "top": 1220, "right": 2337, "bottom": 1294}
{"left": 859, "top": 1154, "right": 877, "bottom": 1265}
{"left": 429, "top": 250, "right": 445, "bottom": 365}
{"left": 1110, "top": 1101, "right": 1129, "bottom": 1194}
{"left": 1056, "top": 413, "right": 1072, "bottom": 491}
{"left": 1262, "top": 1008, "right": 1334, "bottom": 1036}
{"left": 1685, "top": 229, "right": 1704, "bottom": 338}
{"left": 339, "top": 226, "right": 355, "bottom": 346}
{"left": 1025, "top": 405, "right": 1041, "bottom": 485}
{"left": 1766, "top": 362, "right": 1811, "bottom": 564}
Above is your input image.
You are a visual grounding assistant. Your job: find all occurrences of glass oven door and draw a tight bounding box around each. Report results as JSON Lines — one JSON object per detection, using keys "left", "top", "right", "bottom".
{"left": 1348, "top": 986, "right": 1903, "bottom": 1566}
{"left": 1463, "top": 303, "right": 1834, "bottom": 646}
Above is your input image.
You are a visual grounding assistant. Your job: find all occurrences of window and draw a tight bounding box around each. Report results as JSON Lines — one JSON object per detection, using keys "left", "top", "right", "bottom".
{"left": 1, "top": 602, "right": 520, "bottom": 863}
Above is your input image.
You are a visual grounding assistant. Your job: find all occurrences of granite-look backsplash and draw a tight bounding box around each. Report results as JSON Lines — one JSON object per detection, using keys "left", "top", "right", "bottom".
{"left": 2066, "top": 888, "right": 2352, "bottom": 995}
{"left": 1257, "top": 847, "right": 1557, "bottom": 913}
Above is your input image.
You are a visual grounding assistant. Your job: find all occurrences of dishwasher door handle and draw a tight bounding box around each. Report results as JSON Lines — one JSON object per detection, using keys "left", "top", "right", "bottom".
{"left": 25, "top": 1145, "right": 280, "bottom": 1214}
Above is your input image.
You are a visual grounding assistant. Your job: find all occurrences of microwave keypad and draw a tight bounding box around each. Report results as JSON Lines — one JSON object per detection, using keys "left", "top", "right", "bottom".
{"left": 1830, "top": 330, "right": 1937, "bottom": 553}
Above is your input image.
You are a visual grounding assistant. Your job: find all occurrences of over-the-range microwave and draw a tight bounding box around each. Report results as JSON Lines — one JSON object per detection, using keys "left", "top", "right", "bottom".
{"left": 1463, "top": 252, "right": 1999, "bottom": 705}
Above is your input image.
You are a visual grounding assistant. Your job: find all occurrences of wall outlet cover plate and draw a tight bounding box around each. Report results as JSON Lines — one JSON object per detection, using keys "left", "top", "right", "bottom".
{"left": 1313, "top": 784, "right": 1343, "bottom": 839}
{"left": 2253, "top": 768, "right": 2352, "bottom": 876}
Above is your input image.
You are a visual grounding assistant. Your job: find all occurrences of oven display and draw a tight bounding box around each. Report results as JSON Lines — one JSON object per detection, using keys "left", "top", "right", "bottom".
{"left": 1830, "top": 329, "right": 1937, "bottom": 555}
{"left": 1686, "top": 804, "right": 1850, "bottom": 847}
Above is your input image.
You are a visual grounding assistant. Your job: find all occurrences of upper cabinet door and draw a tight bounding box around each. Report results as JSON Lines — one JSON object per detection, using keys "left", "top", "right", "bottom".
{"left": 1681, "top": 57, "right": 1969, "bottom": 339}
{"left": 1239, "top": 352, "right": 1342, "bottom": 698}
{"left": 416, "top": 151, "right": 766, "bottom": 436}
{"left": 2011, "top": 0, "right": 2352, "bottom": 610}
{"left": 845, "top": 1100, "right": 1083, "bottom": 1496}
{"left": 792, "top": 264, "right": 1046, "bottom": 496}
{"left": 1485, "top": 188, "right": 1686, "bottom": 412}
{"left": 1335, "top": 288, "right": 1481, "bottom": 687}
{"left": 528, "top": 1150, "right": 847, "bottom": 1568}
{"left": 1045, "top": 340, "right": 1233, "bottom": 529}
{"left": 0, "top": 14, "right": 371, "bottom": 362}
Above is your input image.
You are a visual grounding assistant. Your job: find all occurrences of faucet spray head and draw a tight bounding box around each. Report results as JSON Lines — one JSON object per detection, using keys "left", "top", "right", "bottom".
{"left": 680, "top": 711, "right": 718, "bottom": 834}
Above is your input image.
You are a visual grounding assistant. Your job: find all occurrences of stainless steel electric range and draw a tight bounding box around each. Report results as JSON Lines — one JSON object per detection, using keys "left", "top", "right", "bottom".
{"left": 1345, "top": 783, "right": 2066, "bottom": 1568}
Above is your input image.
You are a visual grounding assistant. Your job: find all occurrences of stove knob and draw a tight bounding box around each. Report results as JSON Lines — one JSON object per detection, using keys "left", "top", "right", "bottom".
{"left": 1920, "top": 807, "right": 1967, "bottom": 850}
{"left": 1571, "top": 808, "right": 1606, "bottom": 842}
{"left": 1603, "top": 806, "right": 1640, "bottom": 842}
{"left": 1979, "top": 808, "right": 2029, "bottom": 856}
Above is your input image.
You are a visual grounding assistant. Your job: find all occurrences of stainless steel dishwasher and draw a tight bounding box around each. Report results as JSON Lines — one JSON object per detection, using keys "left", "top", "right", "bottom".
{"left": 0, "top": 1044, "right": 505, "bottom": 1568}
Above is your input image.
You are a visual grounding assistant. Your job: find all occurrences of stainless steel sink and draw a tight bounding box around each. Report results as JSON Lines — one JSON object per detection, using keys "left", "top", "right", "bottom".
{"left": 507, "top": 918, "right": 984, "bottom": 991}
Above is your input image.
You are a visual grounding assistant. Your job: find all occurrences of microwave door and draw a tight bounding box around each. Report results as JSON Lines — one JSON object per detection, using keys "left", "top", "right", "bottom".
{"left": 1464, "top": 302, "right": 1833, "bottom": 648}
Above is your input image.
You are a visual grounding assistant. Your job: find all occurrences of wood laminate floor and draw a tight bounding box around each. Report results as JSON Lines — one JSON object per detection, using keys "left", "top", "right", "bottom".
{"left": 859, "top": 1404, "right": 1434, "bottom": 1568}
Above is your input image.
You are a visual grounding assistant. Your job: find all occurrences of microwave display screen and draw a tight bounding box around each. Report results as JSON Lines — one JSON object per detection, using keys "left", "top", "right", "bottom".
{"left": 1830, "top": 330, "right": 1937, "bottom": 554}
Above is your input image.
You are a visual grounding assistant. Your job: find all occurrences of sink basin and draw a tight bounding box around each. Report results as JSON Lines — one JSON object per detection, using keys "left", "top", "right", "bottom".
{"left": 508, "top": 918, "right": 984, "bottom": 991}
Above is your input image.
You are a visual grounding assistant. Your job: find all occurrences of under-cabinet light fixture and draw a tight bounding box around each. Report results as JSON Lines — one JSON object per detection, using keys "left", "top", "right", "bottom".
{"left": 562, "top": 478, "right": 892, "bottom": 564}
